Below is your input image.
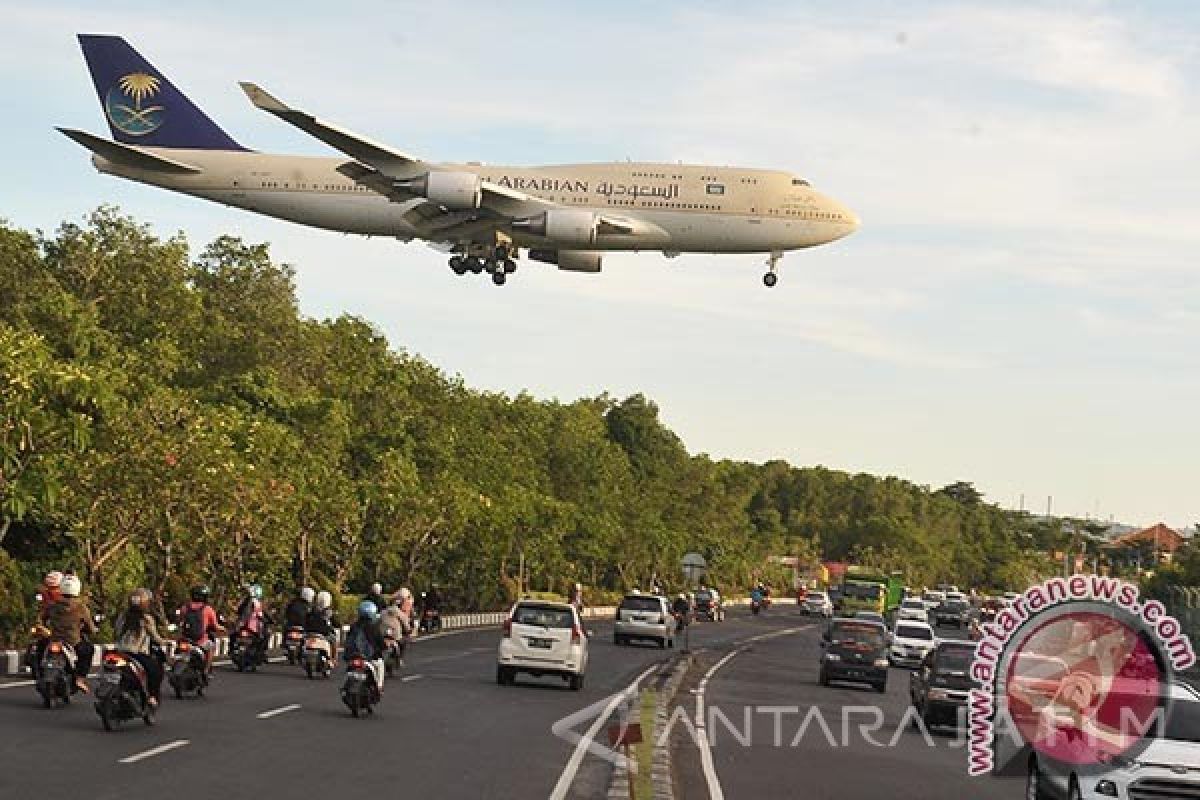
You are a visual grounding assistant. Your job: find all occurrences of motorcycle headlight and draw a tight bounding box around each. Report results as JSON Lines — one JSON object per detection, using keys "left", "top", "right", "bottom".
{"left": 824, "top": 653, "right": 841, "bottom": 662}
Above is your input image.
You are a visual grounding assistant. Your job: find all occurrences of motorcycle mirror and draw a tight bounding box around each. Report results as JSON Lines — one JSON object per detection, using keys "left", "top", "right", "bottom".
{"left": 94, "top": 614, "right": 104, "bottom": 624}
{"left": 167, "top": 623, "right": 178, "bottom": 633}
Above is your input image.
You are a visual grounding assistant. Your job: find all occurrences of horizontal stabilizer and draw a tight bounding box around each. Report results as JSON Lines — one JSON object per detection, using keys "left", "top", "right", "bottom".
{"left": 57, "top": 127, "right": 202, "bottom": 173}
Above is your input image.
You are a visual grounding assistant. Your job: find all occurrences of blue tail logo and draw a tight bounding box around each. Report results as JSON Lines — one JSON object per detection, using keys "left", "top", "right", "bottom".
{"left": 105, "top": 72, "right": 165, "bottom": 137}
{"left": 78, "top": 34, "right": 246, "bottom": 151}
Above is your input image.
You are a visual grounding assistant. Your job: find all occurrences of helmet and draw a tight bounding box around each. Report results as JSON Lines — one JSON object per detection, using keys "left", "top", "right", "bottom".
{"left": 247, "top": 584, "right": 262, "bottom": 600}
{"left": 44, "top": 570, "right": 63, "bottom": 589}
{"left": 129, "top": 588, "right": 152, "bottom": 610}
{"left": 397, "top": 587, "right": 412, "bottom": 601}
{"left": 370, "top": 582, "right": 383, "bottom": 596}
{"left": 316, "top": 590, "right": 333, "bottom": 611}
{"left": 191, "top": 585, "right": 210, "bottom": 602}
{"left": 61, "top": 575, "right": 82, "bottom": 598}
{"left": 357, "top": 600, "right": 379, "bottom": 621}
{"left": 575, "top": 582, "right": 582, "bottom": 590}
{"left": 678, "top": 593, "right": 688, "bottom": 600}
{"left": 300, "top": 587, "right": 315, "bottom": 604}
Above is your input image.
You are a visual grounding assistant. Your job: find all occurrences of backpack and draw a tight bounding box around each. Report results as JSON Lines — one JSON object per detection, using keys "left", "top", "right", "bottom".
{"left": 346, "top": 624, "right": 374, "bottom": 660}
{"left": 182, "top": 604, "right": 206, "bottom": 642}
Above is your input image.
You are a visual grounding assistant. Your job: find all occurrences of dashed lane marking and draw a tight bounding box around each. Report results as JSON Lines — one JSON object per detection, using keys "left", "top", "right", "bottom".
{"left": 118, "top": 739, "right": 190, "bottom": 764}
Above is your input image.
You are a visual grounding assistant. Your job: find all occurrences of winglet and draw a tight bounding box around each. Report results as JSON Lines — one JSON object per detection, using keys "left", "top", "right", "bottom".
{"left": 238, "top": 82, "right": 291, "bottom": 114}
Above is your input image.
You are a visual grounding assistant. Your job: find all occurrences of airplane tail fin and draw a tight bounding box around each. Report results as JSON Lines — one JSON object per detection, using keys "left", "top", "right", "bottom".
{"left": 77, "top": 34, "right": 246, "bottom": 151}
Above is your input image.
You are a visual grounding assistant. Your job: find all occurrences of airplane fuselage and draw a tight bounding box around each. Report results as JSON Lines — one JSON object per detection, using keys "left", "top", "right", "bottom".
{"left": 92, "top": 150, "right": 859, "bottom": 255}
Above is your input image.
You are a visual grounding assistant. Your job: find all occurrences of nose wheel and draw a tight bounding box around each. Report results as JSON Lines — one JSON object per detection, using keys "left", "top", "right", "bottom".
{"left": 762, "top": 251, "right": 783, "bottom": 288}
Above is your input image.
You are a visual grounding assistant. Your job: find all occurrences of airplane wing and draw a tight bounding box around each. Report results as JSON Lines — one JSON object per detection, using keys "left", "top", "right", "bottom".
{"left": 57, "top": 127, "right": 203, "bottom": 173}
{"left": 239, "top": 83, "right": 556, "bottom": 222}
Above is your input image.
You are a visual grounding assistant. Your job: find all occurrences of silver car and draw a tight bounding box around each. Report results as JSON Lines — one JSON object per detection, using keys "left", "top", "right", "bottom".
{"left": 614, "top": 594, "right": 676, "bottom": 648}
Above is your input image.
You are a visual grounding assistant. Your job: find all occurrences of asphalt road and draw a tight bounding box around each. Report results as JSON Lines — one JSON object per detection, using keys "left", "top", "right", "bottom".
{"left": 0, "top": 608, "right": 800, "bottom": 800}
{"left": 673, "top": 614, "right": 1024, "bottom": 799}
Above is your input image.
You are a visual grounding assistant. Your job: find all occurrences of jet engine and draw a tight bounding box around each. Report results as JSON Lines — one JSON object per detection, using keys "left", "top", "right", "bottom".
{"left": 513, "top": 210, "right": 598, "bottom": 247}
{"left": 394, "top": 171, "right": 482, "bottom": 210}
{"left": 528, "top": 249, "right": 603, "bottom": 273}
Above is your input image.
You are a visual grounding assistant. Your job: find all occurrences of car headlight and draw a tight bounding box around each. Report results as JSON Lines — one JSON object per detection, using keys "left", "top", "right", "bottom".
{"left": 1093, "top": 779, "right": 1118, "bottom": 797}
{"left": 824, "top": 653, "right": 841, "bottom": 662}
{"left": 873, "top": 658, "right": 890, "bottom": 668}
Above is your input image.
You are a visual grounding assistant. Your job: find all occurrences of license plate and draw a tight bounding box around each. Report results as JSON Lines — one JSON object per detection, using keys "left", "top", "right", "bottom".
{"left": 633, "top": 615, "right": 646, "bottom": 622}
{"left": 528, "top": 638, "right": 553, "bottom": 649}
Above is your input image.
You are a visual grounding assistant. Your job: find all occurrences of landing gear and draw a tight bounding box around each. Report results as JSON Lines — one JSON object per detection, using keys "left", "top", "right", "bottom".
{"left": 763, "top": 250, "right": 782, "bottom": 288}
{"left": 492, "top": 271, "right": 507, "bottom": 286}
{"left": 465, "top": 256, "right": 484, "bottom": 274}
{"left": 452, "top": 243, "right": 518, "bottom": 285}
{"left": 449, "top": 255, "right": 466, "bottom": 275}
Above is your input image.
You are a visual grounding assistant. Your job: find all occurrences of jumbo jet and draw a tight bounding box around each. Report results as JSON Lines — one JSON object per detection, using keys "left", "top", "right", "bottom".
{"left": 61, "top": 35, "right": 859, "bottom": 288}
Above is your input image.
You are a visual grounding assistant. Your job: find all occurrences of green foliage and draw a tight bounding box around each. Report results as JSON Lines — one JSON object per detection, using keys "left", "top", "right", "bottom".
{"left": 0, "top": 209, "right": 1051, "bottom": 644}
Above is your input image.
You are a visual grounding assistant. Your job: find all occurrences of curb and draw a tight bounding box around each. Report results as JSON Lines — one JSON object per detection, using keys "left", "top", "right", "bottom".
{"left": 606, "top": 653, "right": 692, "bottom": 800}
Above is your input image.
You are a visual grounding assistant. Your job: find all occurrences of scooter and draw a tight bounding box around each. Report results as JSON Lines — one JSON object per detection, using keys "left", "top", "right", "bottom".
{"left": 302, "top": 634, "right": 334, "bottom": 679}
{"left": 230, "top": 627, "right": 266, "bottom": 672}
{"left": 283, "top": 625, "right": 305, "bottom": 665}
{"left": 36, "top": 638, "right": 75, "bottom": 709}
{"left": 341, "top": 656, "right": 380, "bottom": 717}
{"left": 167, "top": 639, "right": 208, "bottom": 698}
{"left": 419, "top": 606, "right": 442, "bottom": 634}
{"left": 383, "top": 629, "right": 405, "bottom": 678}
{"left": 94, "top": 649, "right": 157, "bottom": 731}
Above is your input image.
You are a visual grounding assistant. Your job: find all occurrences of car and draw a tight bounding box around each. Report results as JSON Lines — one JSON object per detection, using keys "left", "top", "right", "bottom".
{"left": 889, "top": 621, "right": 937, "bottom": 668}
{"left": 613, "top": 593, "right": 677, "bottom": 648}
{"left": 1026, "top": 682, "right": 1200, "bottom": 799}
{"left": 923, "top": 590, "right": 946, "bottom": 608}
{"left": 897, "top": 598, "right": 931, "bottom": 623}
{"left": 943, "top": 590, "right": 968, "bottom": 605}
{"left": 818, "top": 617, "right": 890, "bottom": 693}
{"left": 909, "top": 639, "right": 978, "bottom": 729}
{"left": 934, "top": 599, "right": 971, "bottom": 628}
{"left": 496, "top": 600, "right": 588, "bottom": 690}
{"left": 800, "top": 591, "right": 834, "bottom": 618}
{"left": 854, "top": 610, "right": 887, "bottom": 626}
{"left": 693, "top": 588, "right": 725, "bottom": 621}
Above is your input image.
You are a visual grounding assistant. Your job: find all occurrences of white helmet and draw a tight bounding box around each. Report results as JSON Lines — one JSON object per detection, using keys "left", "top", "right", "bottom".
{"left": 397, "top": 587, "right": 412, "bottom": 601}
{"left": 370, "top": 582, "right": 383, "bottom": 595}
{"left": 61, "top": 575, "right": 82, "bottom": 598}
{"left": 316, "top": 590, "right": 333, "bottom": 610}
{"left": 300, "top": 586, "right": 315, "bottom": 604}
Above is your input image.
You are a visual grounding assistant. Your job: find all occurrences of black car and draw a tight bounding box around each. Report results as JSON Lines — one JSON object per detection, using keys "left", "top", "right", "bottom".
{"left": 933, "top": 599, "right": 970, "bottom": 628}
{"left": 909, "top": 640, "right": 978, "bottom": 729}
{"left": 818, "top": 618, "right": 890, "bottom": 693}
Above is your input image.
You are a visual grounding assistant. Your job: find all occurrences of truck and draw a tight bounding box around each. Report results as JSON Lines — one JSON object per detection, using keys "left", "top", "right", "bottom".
{"left": 838, "top": 567, "right": 905, "bottom": 616}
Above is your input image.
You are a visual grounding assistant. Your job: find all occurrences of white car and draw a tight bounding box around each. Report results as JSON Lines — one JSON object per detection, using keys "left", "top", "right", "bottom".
{"left": 1027, "top": 682, "right": 1200, "bottom": 799}
{"left": 923, "top": 590, "right": 946, "bottom": 608}
{"left": 497, "top": 600, "right": 588, "bottom": 690}
{"left": 801, "top": 591, "right": 834, "bottom": 617}
{"left": 897, "top": 598, "right": 931, "bottom": 623}
{"left": 889, "top": 621, "right": 937, "bottom": 668}
{"left": 614, "top": 593, "right": 678, "bottom": 648}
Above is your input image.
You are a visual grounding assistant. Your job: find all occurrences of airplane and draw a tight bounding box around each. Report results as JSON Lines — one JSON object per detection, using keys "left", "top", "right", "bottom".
{"left": 61, "top": 34, "right": 859, "bottom": 288}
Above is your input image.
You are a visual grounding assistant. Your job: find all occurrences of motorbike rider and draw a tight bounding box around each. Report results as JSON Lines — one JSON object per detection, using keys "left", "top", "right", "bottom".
{"left": 38, "top": 570, "right": 65, "bottom": 622}
{"left": 178, "top": 585, "right": 224, "bottom": 674}
{"left": 284, "top": 586, "right": 314, "bottom": 630}
{"left": 379, "top": 595, "right": 409, "bottom": 667}
{"left": 44, "top": 574, "right": 97, "bottom": 694}
{"left": 233, "top": 583, "right": 270, "bottom": 665}
{"left": 671, "top": 592, "right": 692, "bottom": 630}
{"left": 304, "top": 590, "right": 340, "bottom": 660}
{"left": 114, "top": 588, "right": 168, "bottom": 708}
{"left": 364, "top": 582, "right": 388, "bottom": 615}
{"left": 344, "top": 600, "right": 387, "bottom": 694}
{"left": 751, "top": 584, "right": 766, "bottom": 609}
{"left": 570, "top": 582, "right": 585, "bottom": 616}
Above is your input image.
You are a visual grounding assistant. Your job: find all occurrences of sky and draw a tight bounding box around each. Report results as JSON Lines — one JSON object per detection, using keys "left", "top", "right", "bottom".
{"left": 1, "top": 0, "right": 1197, "bottom": 529}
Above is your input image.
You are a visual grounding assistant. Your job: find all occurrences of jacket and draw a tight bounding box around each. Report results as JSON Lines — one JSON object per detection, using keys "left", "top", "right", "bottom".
{"left": 115, "top": 610, "right": 168, "bottom": 655}
{"left": 46, "top": 598, "right": 97, "bottom": 646}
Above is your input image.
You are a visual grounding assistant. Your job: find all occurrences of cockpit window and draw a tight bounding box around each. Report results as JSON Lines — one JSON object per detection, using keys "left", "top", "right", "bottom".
{"left": 792, "top": 178, "right": 810, "bottom": 186}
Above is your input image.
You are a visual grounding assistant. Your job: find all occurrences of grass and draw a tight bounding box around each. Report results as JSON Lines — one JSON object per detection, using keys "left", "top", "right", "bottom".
{"left": 632, "top": 688, "right": 657, "bottom": 799}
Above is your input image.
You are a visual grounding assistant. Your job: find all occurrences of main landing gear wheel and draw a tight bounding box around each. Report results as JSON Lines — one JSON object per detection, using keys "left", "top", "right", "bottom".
{"left": 448, "top": 255, "right": 466, "bottom": 275}
{"left": 465, "top": 257, "right": 484, "bottom": 274}
{"left": 763, "top": 250, "right": 782, "bottom": 288}
{"left": 492, "top": 271, "right": 507, "bottom": 286}
{"left": 502, "top": 258, "right": 517, "bottom": 274}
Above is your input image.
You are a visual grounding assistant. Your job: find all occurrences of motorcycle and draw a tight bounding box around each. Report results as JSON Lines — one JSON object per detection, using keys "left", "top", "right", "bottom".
{"left": 341, "top": 656, "right": 380, "bottom": 717}
{"left": 302, "top": 634, "right": 334, "bottom": 680}
{"left": 230, "top": 627, "right": 265, "bottom": 672}
{"left": 36, "top": 638, "right": 75, "bottom": 709}
{"left": 419, "top": 606, "right": 442, "bottom": 634}
{"left": 751, "top": 598, "right": 763, "bottom": 615}
{"left": 383, "top": 629, "right": 405, "bottom": 678}
{"left": 94, "top": 649, "right": 156, "bottom": 731}
{"left": 24, "top": 623, "right": 50, "bottom": 680}
{"left": 283, "top": 625, "right": 305, "bottom": 665}
{"left": 167, "top": 639, "right": 208, "bottom": 698}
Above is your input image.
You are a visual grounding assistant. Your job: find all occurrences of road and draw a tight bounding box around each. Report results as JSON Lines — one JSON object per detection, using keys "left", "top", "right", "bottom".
{"left": 0, "top": 608, "right": 800, "bottom": 800}
{"left": 672, "top": 613, "right": 1023, "bottom": 799}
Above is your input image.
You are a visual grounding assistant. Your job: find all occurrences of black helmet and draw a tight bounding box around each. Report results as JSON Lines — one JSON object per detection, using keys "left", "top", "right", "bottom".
{"left": 191, "top": 585, "right": 210, "bottom": 602}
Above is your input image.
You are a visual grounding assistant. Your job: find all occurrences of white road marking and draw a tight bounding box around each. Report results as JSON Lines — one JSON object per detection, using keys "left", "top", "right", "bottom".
{"left": 118, "top": 739, "right": 190, "bottom": 764}
{"left": 0, "top": 680, "right": 35, "bottom": 689}
{"left": 549, "top": 663, "right": 658, "bottom": 800}
{"left": 401, "top": 674, "right": 423, "bottom": 682}
{"left": 696, "top": 626, "right": 806, "bottom": 800}
{"left": 256, "top": 703, "right": 301, "bottom": 719}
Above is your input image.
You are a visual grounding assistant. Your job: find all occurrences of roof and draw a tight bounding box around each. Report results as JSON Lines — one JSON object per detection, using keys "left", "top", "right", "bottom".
{"left": 1109, "top": 523, "right": 1186, "bottom": 552}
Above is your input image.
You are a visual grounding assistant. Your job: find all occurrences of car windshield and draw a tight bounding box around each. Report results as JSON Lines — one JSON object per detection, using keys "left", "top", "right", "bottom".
{"left": 1165, "top": 700, "right": 1200, "bottom": 743}
{"left": 808, "top": 593, "right": 827, "bottom": 601}
{"left": 843, "top": 583, "right": 881, "bottom": 599}
{"left": 896, "top": 625, "right": 933, "bottom": 640}
{"left": 512, "top": 605, "right": 574, "bottom": 629}
{"left": 943, "top": 601, "right": 968, "bottom": 611}
{"left": 620, "top": 596, "right": 662, "bottom": 612}
{"left": 902, "top": 600, "right": 924, "bottom": 609}
{"left": 830, "top": 623, "right": 885, "bottom": 648}
{"left": 935, "top": 647, "right": 975, "bottom": 673}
